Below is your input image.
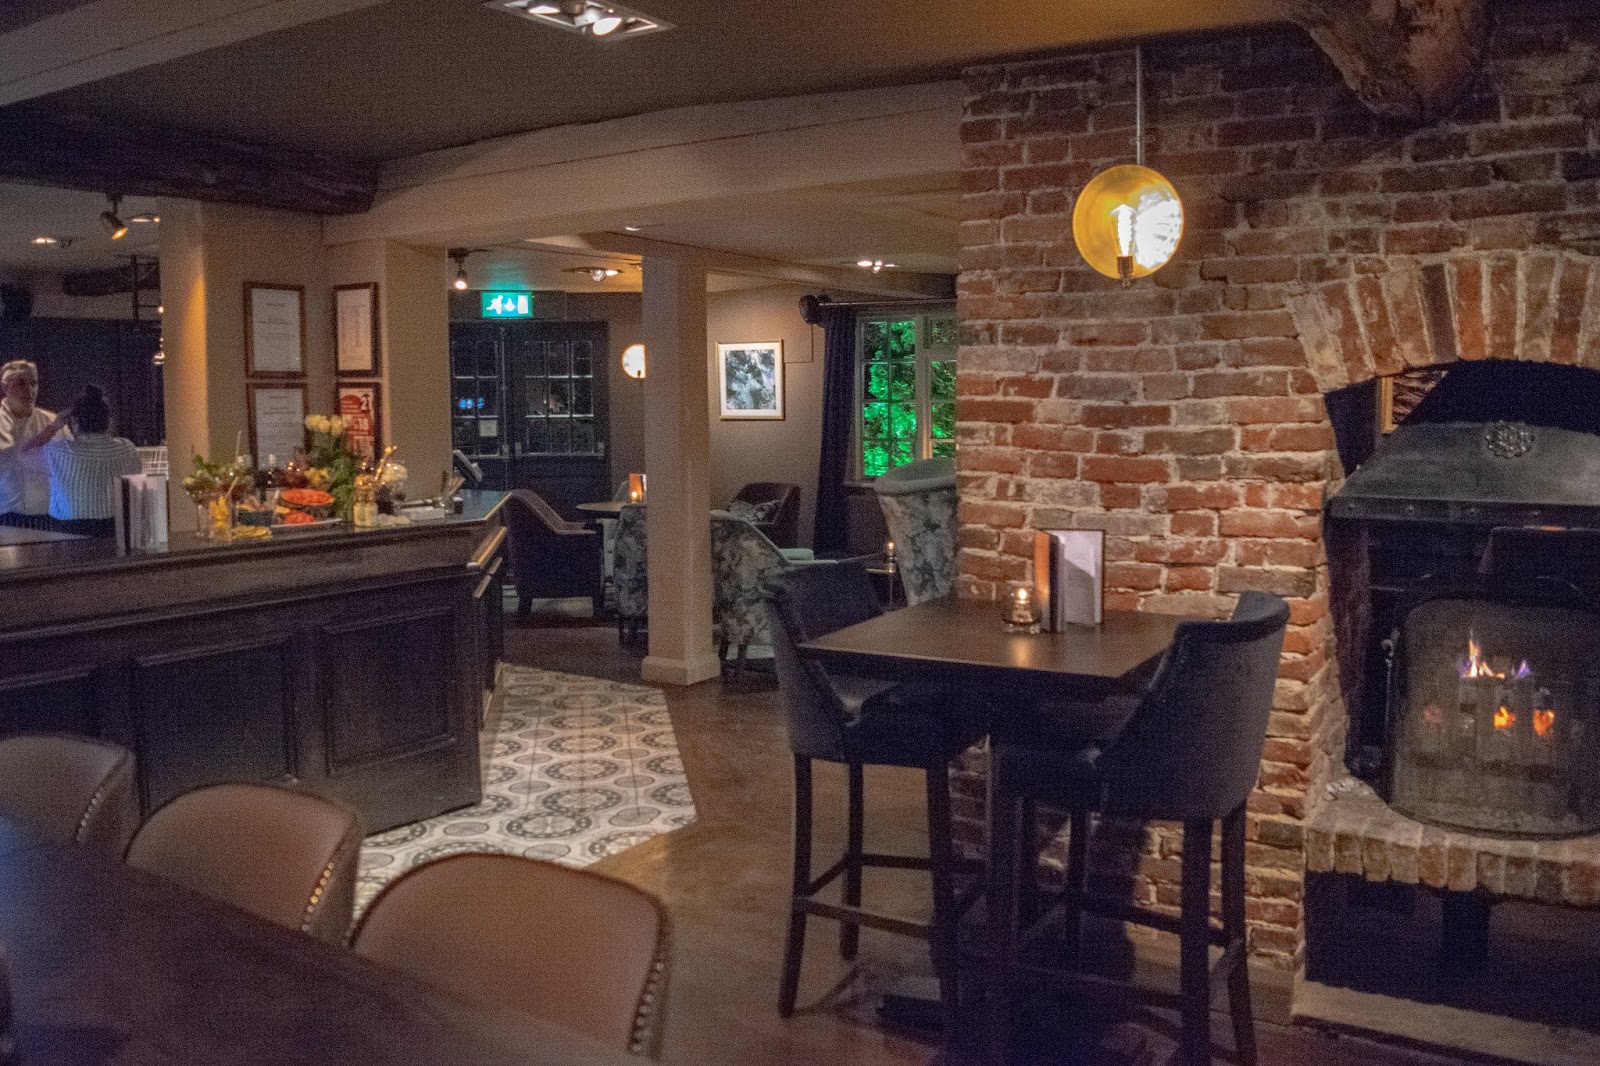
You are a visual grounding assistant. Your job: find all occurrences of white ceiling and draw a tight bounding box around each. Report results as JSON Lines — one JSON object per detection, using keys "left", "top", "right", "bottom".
{"left": 0, "top": 180, "right": 161, "bottom": 276}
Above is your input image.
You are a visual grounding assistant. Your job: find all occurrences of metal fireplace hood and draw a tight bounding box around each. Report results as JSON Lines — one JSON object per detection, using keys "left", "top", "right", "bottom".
{"left": 1327, "top": 361, "right": 1600, "bottom": 526}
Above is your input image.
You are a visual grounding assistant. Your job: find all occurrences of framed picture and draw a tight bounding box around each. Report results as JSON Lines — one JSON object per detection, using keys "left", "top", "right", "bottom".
{"left": 334, "top": 283, "right": 380, "bottom": 377}
{"left": 337, "top": 382, "right": 382, "bottom": 464}
{"left": 244, "top": 283, "right": 306, "bottom": 378}
{"left": 246, "top": 383, "right": 308, "bottom": 466}
{"left": 717, "top": 341, "right": 784, "bottom": 420}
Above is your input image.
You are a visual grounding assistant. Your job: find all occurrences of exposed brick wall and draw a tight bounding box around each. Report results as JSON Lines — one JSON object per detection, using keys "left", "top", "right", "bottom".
{"left": 956, "top": 7, "right": 1600, "bottom": 969}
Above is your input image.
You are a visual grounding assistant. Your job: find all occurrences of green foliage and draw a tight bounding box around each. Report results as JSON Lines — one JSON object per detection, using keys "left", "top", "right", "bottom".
{"left": 307, "top": 429, "right": 362, "bottom": 520}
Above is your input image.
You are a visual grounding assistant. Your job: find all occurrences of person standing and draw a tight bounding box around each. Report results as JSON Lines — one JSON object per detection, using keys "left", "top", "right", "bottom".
{"left": 43, "top": 385, "right": 142, "bottom": 538}
{"left": 0, "top": 359, "right": 63, "bottom": 529}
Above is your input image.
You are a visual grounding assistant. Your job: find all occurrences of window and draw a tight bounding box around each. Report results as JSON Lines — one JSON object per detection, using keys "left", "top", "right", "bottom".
{"left": 856, "top": 309, "right": 957, "bottom": 479}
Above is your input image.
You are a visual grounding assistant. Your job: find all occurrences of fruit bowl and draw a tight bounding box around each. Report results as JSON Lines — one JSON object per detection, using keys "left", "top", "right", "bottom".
{"left": 279, "top": 488, "right": 336, "bottom": 519}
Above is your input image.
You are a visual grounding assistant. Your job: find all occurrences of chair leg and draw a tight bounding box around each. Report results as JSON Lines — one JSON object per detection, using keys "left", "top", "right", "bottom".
{"left": 779, "top": 756, "right": 814, "bottom": 1018}
{"left": 985, "top": 762, "right": 1025, "bottom": 1066}
{"left": 924, "top": 762, "right": 960, "bottom": 1034}
{"left": 1063, "top": 808, "right": 1091, "bottom": 965}
{"left": 841, "top": 762, "right": 864, "bottom": 959}
{"left": 734, "top": 644, "right": 749, "bottom": 681}
{"left": 1180, "top": 819, "right": 1215, "bottom": 1066}
{"left": 1221, "top": 805, "right": 1257, "bottom": 1066}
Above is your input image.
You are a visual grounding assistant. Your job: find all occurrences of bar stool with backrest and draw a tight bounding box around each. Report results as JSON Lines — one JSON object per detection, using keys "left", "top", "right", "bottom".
{"left": 0, "top": 734, "right": 138, "bottom": 858}
{"left": 353, "top": 853, "right": 671, "bottom": 1059}
{"left": 763, "top": 562, "right": 986, "bottom": 1028}
{"left": 986, "top": 591, "right": 1289, "bottom": 1066}
{"left": 125, "top": 782, "right": 364, "bottom": 945}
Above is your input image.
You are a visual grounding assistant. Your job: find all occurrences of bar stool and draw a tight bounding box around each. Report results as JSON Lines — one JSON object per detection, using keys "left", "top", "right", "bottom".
{"left": 0, "top": 734, "right": 138, "bottom": 858}
{"left": 763, "top": 563, "right": 986, "bottom": 1029}
{"left": 986, "top": 592, "right": 1289, "bottom": 1066}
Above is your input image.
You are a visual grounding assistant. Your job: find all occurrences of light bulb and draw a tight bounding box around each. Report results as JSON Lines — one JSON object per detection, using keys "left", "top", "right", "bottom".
{"left": 1111, "top": 203, "right": 1137, "bottom": 284}
{"left": 591, "top": 13, "right": 622, "bottom": 34}
{"left": 453, "top": 268, "right": 469, "bottom": 291}
{"left": 1072, "top": 164, "right": 1184, "bottom": 285}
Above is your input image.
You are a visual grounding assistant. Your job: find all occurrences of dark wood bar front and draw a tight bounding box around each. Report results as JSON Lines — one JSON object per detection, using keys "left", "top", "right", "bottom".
{"left": 0, "top": 492, "right": 507, "bottom": 832}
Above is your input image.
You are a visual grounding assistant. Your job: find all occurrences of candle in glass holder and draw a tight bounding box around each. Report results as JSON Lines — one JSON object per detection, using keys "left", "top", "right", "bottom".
{"left": 885, "top": 539, "right": 897, "bottom": 565}
{"left": 1002, "top": 583, "right": 1042, "bottom": 633}
{"left": 628, "top": 472, "right": 645, "bottom": 503}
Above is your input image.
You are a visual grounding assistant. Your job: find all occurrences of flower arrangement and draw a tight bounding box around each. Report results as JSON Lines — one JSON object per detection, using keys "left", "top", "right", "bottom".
{"left": 304, "top": 414, "right": 362, "bottom": 519}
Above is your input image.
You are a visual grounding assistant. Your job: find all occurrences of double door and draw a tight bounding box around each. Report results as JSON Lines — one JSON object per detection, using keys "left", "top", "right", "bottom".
{"left": 449, "top": 320, "right": 611, "bottom": 509}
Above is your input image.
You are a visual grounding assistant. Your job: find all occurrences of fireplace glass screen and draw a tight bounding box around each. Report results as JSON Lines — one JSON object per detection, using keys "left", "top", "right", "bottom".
{"left": 1391, "top": 598, "right": 1600, "bottom": 837}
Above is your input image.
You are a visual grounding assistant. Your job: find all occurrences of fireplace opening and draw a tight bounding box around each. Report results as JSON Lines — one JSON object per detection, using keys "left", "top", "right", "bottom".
{"left": 1390, "top": 592, "right": 1600, "bottom": 838}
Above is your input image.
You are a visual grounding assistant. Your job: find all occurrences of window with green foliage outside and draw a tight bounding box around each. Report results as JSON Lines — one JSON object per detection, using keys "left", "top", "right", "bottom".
{"left": 858, "top": 310, "right": 957, "bottom": 479}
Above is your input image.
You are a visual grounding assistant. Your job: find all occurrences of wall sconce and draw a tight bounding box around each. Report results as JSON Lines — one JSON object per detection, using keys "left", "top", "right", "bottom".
{"left": 1072, "top": 45, "right": 1183, "bottom": 286}
{"left": 621, "top": 343, "right": 647, "bottom": 380}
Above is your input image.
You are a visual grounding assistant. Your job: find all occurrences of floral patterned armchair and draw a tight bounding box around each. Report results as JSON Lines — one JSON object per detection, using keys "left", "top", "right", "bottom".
{"left": 710, "top": 511, "right": 826, "bottom": 679}
{"left": 612, "top": 502, "right": 648, "bottom": 643}
{"left": 872, "top": 456, "right": 957, "bottom": 605}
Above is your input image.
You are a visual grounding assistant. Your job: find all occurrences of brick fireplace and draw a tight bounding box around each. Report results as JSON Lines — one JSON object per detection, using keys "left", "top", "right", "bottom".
{"left": 953, "top": 0, "right": 1600, "bottom": 988}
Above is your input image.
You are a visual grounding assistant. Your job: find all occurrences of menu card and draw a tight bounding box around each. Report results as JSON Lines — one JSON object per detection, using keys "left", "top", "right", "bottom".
{"left": 120, "top": 474, "right": 169, "bottom": 552}
{"left": 1033, "top": 529, "right": 1104, "bottom": 629}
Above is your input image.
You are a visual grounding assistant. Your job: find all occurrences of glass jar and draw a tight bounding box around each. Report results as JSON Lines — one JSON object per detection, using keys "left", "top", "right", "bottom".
{"left": 1001, "top": 582, "right": 1043, "bottom": 633}
{"left": 352, "top": 471, "right": 379, "bottom": 527}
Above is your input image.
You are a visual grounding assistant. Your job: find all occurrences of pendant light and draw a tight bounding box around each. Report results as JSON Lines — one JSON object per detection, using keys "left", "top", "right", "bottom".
{"left": 1072, "top": 45, "right": 1184, "bottom": 286}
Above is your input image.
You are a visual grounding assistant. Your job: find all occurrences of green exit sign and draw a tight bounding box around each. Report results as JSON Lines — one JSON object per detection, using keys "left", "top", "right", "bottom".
{"left": 481, "top": 291, "right": 533, "bottom": 318}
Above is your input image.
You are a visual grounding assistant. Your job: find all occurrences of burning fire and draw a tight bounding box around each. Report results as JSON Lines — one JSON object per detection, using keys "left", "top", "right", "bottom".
{"left": 1494, "top": 705, "right": 1515, "bottom": 730}
{"left": 1458, "top": 637, "right": 1533, "bottom": 683}
{"left": 1534, "top": 709, "right": 1556, "bottom": 738}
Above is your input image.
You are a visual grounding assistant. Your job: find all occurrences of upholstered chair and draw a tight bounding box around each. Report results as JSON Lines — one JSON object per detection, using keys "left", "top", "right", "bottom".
{"left": 871, "top": 457, "right": 957, "bottom": 604}
{"left": 353, "top": 854, "right": 671, "bottom": 1059}
{"left": 126, "top": 782, "right": 364, "bottom": 945}
{"left": 501, "top": 488, "right": 603, "bottom": 616}
{"left": 0, "top": 734, "right": 138, "bottom": 858}
{"left": 613, "top": 502, "right": 648, "bottom": 643}
{"left": 710, "top": 510, "right": 826, "bottom": 678}
{"left": 727, "top": 482, "right": 802, "bottom": 548}
{"left": 986, "top": 592, "right": 1290, "bottom": 1066}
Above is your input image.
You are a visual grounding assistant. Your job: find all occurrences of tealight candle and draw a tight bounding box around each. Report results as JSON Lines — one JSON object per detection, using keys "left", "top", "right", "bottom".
{"left": 628, "top": 472, "right": 645, "bottom": 503}
{"left": 885, "top": 539, "right": 897, "bottom": 562}
{"left": 1002, "top": 583, "right": 1042, "bottom": 633}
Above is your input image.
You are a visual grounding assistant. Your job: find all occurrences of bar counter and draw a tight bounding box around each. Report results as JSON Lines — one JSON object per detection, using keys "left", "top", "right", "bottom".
{"left": 0, "top": 491, "right": 508, "bottom": 832}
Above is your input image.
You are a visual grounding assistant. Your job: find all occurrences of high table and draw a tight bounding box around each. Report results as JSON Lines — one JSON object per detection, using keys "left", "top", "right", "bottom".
{"left": 0, "top": 823, "right": 631, "bottom": 1066}
{"left": 575, "top": 500, "right": 629, "bottom": 516}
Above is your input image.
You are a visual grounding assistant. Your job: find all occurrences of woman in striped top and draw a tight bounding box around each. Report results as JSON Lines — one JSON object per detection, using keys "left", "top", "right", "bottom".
{"left": 44, "top": 385, "right": 142, "bottom": 537}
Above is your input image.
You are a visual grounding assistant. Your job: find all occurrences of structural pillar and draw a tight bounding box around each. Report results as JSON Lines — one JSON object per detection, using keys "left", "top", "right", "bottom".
{"left": 639, "top": 255, "right": 720, "bottom": 686}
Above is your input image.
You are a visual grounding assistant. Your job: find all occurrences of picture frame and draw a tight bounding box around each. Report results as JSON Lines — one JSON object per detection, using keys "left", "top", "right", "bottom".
{"left": 717, "top": 341, "right": 784, "bottom": 420}
{"left": 336, "top": 381, "right": 383, "bottom": 465}
{"left": 246, "top": 382, "right": 308, "bottom": 467}
{"left": 244, "top": 283, "right": 306, "bottom": 378}
{"left": 334, "top": 283, "right": 381, "bottom": 377}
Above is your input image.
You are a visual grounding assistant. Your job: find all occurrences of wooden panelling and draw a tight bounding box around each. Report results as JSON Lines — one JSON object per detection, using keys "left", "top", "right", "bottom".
{"left": 132, "top": 637, "right": 295, "bottom": 811}
{"left": 0, "top": 666, "right": 98, "bottom": 737}
{"left": 320, "top": 608, "right": 453, "bottom": 770}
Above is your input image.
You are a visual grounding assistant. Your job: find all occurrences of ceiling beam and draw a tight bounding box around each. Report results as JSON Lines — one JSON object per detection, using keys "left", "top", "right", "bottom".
{"left": 0, "top": 0, "right": 392, "bottom": 107}
{"left": 528, "top": 233, "right": 955, "bottom": 302}
{"left": 0, "top": 110, "right": 377, "bottom": 215}
{"left": 1276, "top": 0, "right": 1489, "bottom": 121}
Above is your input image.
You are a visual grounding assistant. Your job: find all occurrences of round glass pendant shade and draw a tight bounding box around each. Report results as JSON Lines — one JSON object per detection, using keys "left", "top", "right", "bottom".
{"left": 621, "top": 343, "right": 647, "bottom": 380}
{"left": 1071, "top": 164, "right": 1184, "bottom": 282}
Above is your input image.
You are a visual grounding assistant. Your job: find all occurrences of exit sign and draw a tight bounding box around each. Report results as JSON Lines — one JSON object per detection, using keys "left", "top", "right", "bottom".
{"left": 481, "top": 291, "right": 532, "bottom": 318}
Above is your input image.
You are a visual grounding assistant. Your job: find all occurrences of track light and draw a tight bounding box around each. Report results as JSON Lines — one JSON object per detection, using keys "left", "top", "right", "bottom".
{"left": 101, "top": 195, "right": 128, "bottom": 241}
{"left": 486, "top": 0, "right": 671, "bottom": 39}
{"left": 449, "top": 248, "right": 471, "bottom": 291}
{"left": 564, "top": 265, "right": 623, "bottom": 282}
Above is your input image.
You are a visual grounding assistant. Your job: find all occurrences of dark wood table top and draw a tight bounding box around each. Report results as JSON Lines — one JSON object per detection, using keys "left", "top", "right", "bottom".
{"left": 0, "top": 827, "right": 632, "bottom": 1066}
{"left": 798, "top": 597, "right": 1183, "bottom": 697}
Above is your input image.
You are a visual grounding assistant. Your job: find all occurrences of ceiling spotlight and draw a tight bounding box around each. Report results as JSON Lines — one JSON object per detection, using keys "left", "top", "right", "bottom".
{"left": 564, "top": 265, "right": 623, "bottom": 282}
{"left": 623, "top": 225, "right": 643, "bottom": 233}
{"left": 856, "top": 258, "right": 896, "bottom": 274}
{"left": 101, "top": 195, "right": 128, "bottom": 241}
{"left": 486, "top": 0, "right": 671, "bottom": 40}
{"left": 31, "top": 236, "right": 59, "bottom": 246}
{"left": 129, "top": 212, "right": 160, "bottom": 225}
{"left": 449, "top": 248, "right": 472, "bottom": 291}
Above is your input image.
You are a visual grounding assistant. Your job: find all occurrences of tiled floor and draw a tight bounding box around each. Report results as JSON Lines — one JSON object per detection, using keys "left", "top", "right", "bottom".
{"left": 508, "top": 621, "right": 1476, "bottom": 1066}
{"left": 356, "top": 664, "right": 694, "bottom": 911}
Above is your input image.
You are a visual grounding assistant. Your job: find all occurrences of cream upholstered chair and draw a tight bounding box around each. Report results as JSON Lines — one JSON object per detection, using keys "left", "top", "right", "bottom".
{"left": 613, "top": 502, "right": 648, "bottom": 643}
{"left": 125, "top": 782, "right": 364, "bottom": 945}
{"left": 871, "top": 456, "right": 958, "bottom": 604}
{"left": 353, "top": 854, "right": 671, "bottom": 1059}
{"left": 0, "top": 734, "right": 138, "bottom": 858}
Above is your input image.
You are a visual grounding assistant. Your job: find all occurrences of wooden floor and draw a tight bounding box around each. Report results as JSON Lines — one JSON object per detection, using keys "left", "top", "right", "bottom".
{"left": 506, "top": 622, "right": 1474, "bottom": 1066}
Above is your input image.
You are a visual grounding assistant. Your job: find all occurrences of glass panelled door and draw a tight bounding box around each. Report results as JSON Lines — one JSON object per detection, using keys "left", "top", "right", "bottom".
{"left": 449, "top": 320, "right": 610, "bottom": 508}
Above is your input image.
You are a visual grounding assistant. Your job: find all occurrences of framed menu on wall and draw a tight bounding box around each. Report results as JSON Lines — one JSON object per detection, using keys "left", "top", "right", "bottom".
{"left": 247, "top": 383, "right": 308, "bottom": 466}
{"left": 335, "top": 283, "right": 380, "bottom": 377}
{"left": 245, "top": 283, "right": 306, "bottom": 377}
{"left": 337, "top": 382, "right": 382, "bottom": 464}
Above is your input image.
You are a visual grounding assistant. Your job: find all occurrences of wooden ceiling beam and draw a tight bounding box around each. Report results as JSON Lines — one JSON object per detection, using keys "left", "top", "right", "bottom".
{"left": 1276, "top": 0, "right": 1490, "bottom": 122}
{"left": 0, "top": 110, "right": 377, "bottom": 215}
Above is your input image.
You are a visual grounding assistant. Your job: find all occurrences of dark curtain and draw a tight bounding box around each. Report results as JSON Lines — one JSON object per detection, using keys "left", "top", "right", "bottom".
{"left": 811, "top": 304, "right": 857, "bottom": 553}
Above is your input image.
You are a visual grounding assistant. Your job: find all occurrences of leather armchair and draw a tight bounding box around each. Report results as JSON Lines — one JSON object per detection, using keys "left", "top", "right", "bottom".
{"left": 502, "top": 488, "right": 604, "bottom": 616}
{"left": 728, "top": 482, "right": 801, "bottom": 549}
{"left": 0, "top": 734, "right": 138, "bottom": 858}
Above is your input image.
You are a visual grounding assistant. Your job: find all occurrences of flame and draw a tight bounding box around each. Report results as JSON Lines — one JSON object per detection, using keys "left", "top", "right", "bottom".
{"left": 1515, "top": 660, "right": 1532, "bottom": 680}
{"left": 1461, "top": 637, "right": 1501, "bottom": 680}
{"left": 1533, "top": 709, "right": 1556, "bottom": 738}
{"left": 1494, "top": 706, "right": 1515, "bottom": 730}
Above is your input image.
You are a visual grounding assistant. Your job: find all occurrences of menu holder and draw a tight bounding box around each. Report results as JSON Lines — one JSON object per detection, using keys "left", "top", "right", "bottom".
{"left": 120, "top": 474, "right": 170, "bottom": 552}
{"left": 1033, "top": 528, "right": 1104, "bottom": 630}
